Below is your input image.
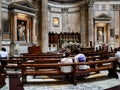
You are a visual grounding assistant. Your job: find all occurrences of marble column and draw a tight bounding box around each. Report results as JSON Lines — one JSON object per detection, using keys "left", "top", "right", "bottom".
{"left": 114, "top": 10, "right": 120, "bottom": 48}
{"left": 32, "top": 16, "right": 37, "bottom": 44}
{"left": 80, "top": 8, "right": 87, "bottom": 47}
{"left": 0, "top": 0, "right": 2, "bottom": 48}
{"left": 87, "top": 0, "right": 94, "bottom": 47}
{"left": 42, "top": 0, "right": 49, "bottom": 52}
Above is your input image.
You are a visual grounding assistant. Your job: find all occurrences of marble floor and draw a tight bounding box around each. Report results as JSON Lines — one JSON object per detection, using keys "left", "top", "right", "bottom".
{"left": 1, "top": 70, "right": 120, "bottom": 90}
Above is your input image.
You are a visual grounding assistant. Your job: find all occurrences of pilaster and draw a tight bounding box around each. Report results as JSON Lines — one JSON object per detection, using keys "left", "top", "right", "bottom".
{"left": 114, "top": 10, "right": 120, "bottom": 48}
{"left": 62, "top": 8, "right": 68, "bottom": 32}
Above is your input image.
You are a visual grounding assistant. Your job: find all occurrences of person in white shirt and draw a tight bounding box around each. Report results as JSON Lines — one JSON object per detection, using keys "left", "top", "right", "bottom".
{"left": 60, "top": 51, "right": 73, "bottom": 73}
{"left": 115, "top": 47, "right": 120, "bottom": 69}
{"left": 73, "top": 48, "right": 90, "bottom": 78}
{"left": 0, "top": 47, "right": 8, "bottom": 73}
{"left": 59, "top": 51, "right": 73, "bottom": 80}
{"left": 74, "top": 48, "right": 90, "bottom": 70}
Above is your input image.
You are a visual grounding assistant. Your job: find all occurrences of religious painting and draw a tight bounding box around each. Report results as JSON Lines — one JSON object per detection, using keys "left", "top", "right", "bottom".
{"left": 53, "top": 17, "right": 59, "bottom": 27}
{"left": 97, "top": 27, "right": 104, "bottom": 43}
{"left": 17, "top": 20, "right": 27, "bottom": 41}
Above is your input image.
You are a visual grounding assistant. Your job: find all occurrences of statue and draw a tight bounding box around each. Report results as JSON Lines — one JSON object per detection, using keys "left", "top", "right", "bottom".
{"left": 17, "top": 22, "right": 26, "bottom": 41}
{"left": 97, "top": 28, "right": 104, "bottom": 43}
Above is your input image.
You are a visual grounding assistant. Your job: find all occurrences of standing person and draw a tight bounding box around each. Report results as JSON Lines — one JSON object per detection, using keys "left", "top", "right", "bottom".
{"left": 59, "top": 51, "right": 73, "bottom": 80}
{"left": 0, "top": 47, "right": 8, "bottom": 73}
{"left": 115, "top": 47, "right": 120, "bottom": 69}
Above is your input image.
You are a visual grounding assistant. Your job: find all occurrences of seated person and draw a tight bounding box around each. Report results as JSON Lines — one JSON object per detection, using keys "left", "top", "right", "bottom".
{"left": 115, "top": 47, "right": 120, "bottom": 69}
{"left": 73, "top": 48, "right": 90, "bottom": 78}
{"left": 60, "top": 51, "right": 73, "bottom": 73}
{"left": 74, "top": 48, "right": 90, "bottom": 70}
{"left": 59, "top": 51, "right": 73, "bottom": 80}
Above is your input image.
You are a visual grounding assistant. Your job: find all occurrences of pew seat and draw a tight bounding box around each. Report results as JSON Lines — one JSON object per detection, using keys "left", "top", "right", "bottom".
{"left": 21, "top": 58, "right": 118, "bottom": 85}
{"left": 21, "top": 63, "right": 74, "bottom": 84}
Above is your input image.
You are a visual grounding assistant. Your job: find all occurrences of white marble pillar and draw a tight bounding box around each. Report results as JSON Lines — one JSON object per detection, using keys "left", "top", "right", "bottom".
{"left": 0, "top": 0, "right": 2, "bottom": 48}
{"left": 42, "top": 0, "right": 49, "bottom": 52}
{"left": 87, "top": 0, "right": 94, "bottom": 47}
{"left": 114, "top": 10, "right": 120, "bottom": 48}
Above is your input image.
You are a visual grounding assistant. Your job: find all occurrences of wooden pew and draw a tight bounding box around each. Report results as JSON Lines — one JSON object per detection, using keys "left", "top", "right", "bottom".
{"left": 0, "top": 67, "right": 5, "bottom": 88}
{"left": 21, "top": 58, "right": 118, "bottom": 85}
{"left": 0, "top": 59, "right": 23, "bottom": 77}
{"left": 73, "top": 58, "right": 118, "bottom": 85}
{"left": 21, "top": 53, "right": 63, "bottom": 57}
{"left": 21, "top": 63, "right": 74, "bottom": 85}
{"left": 10, "top": 54, "right": 63, "bottom": 61}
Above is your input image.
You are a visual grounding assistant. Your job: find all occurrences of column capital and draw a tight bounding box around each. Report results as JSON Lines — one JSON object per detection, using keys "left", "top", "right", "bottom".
{"left": 86, "top": 0, "right": 95, "bottom": 7}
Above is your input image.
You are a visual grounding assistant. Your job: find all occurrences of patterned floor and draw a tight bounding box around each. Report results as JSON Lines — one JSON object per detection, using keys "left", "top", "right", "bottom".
{"left": 1, "top": 71, "right": 120, "bottom": 90}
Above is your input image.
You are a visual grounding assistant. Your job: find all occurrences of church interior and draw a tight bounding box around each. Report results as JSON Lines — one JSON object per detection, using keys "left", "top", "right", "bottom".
{"left": 0, "top": 0, "right": 120, "bottom": 90}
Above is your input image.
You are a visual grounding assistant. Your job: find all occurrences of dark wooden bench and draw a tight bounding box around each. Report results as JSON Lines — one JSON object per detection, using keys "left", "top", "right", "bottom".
{"left": 21, "top": 63, "right": 74, "bottom": 84}
{"left": 21, "top": 58, "right": 118, "bottom": 85}
{"left": 73, "top": 58, "right": 118, "bottom": 85}
{"left": 0, "top": 59, "right": 23, "bottom": 77}
{"left": 9, "top": 55, "right": 63, "bottom": 62}
{"left": 0, "top": 67, "right": 5, "bottom": 88}
{"left": 21, "top": 53, "right": 63, "bottom": 58}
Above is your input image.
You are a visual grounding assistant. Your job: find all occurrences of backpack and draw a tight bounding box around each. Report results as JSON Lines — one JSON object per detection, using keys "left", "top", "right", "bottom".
{"left": 78, "top": 54, "right": 85, "bottom": 62}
